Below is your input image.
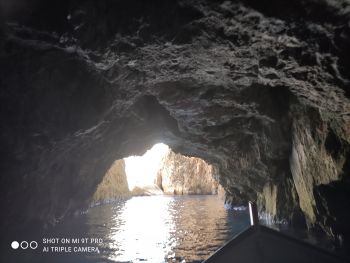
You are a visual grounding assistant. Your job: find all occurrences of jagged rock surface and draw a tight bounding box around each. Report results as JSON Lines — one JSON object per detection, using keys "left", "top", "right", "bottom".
{"left": 92, "top": 159, "right": 130, "bottom": 203}
{"left": 0, "top": 0, "right": 350, "bottom": 250}
{"left": 156, "top": 151, "right": 218, "bottom": 195}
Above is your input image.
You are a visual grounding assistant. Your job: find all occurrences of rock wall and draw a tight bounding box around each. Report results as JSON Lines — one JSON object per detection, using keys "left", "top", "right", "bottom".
{"left": 156, "top": 151, "right": 218, "bottom": 195}
{"left": 131, "top": 185, "right": 164, "bottom": 196}
{"left": 1, "top": 0, "right": 350, "bottom": 250}
{"left": 289, "top": 108, "right": 350, "bottom": 237}
{"left": 92, "top": 160, "right": 130, "bottom": 203}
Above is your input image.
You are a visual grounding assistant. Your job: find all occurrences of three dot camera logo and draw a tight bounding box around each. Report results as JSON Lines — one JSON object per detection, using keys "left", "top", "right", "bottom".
{"left": 11, "top": 241, "right": 38, "bottom": 250}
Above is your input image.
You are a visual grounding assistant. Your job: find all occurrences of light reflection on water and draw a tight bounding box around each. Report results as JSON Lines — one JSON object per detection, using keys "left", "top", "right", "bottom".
{"left": 108, "top": 197, "right": 175, "bottom": 262}
{"left": 86, "top": 195, "right": 250, "bottom": 263}
{"left": 3, "top": 195, "right": 340, "bottom": 263}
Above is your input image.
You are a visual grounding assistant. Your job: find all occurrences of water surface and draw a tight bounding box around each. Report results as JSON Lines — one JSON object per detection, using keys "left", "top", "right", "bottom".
{"left": 3, "top": 195, "right": 343, "bottom": 263}
{"left": 52, "top": 195, "right": 250, "bottom": 262}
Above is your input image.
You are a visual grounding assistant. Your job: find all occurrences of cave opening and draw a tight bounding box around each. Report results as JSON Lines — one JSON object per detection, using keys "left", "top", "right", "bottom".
{"left": 92, "top": 142, "right": 222, "bottom": 204}
{"left": 73, "top": 143, "right": 251, "bottom": 263}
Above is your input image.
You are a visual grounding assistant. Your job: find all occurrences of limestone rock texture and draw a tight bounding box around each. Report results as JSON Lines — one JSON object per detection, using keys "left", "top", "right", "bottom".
{"left": 156, "top": 150, "right": 218, "bottom": 195}
{"left": 92, "top": 159, "right": 130, "bottom": 203}
{"left": 0, "top": 0, "right": 350, "bottom": 250}
{"left": 131, "top": 185, "right": 164, "bottom": 196}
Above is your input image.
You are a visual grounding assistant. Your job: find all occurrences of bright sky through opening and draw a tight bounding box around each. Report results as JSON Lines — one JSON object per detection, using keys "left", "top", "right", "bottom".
{"left": 124, "top": 143, "right": 170, "bottom": 190}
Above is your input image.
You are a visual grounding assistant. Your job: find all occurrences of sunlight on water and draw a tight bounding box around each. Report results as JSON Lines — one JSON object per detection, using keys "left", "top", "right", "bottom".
{"left": 109, "top": 197, "right": 176, "bottom": 262}
{"left": 3, "top": 196, "right": 336, "bottom": 263}
{"left": 15, "top": 196, "right": 250, "bottom": 263}
{"left": 86, "top": 195, "right": 251, "bottom": 263}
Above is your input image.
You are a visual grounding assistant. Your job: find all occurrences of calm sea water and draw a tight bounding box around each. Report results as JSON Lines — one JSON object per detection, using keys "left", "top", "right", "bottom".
{"left": 3, "top": 195, "right": 342, "bottom": 263}
{"left": 44, "top": 195, "right": 249, "bottom": 263}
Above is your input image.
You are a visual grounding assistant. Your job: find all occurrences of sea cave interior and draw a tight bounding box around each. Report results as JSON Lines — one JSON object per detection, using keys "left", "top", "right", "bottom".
{"left": 1, "top": 0, "right": 350, "bottom": 262}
